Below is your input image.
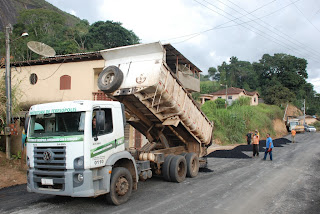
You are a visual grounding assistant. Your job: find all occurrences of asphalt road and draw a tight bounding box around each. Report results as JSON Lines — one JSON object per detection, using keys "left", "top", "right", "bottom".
{"left": 1, "top": 133, "right": 319, "bottom": 214}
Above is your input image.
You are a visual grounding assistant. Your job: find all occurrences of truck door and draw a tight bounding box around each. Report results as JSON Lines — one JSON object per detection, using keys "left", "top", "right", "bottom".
{"left": 90, "top": 106, "right": 125, "bottom": 168}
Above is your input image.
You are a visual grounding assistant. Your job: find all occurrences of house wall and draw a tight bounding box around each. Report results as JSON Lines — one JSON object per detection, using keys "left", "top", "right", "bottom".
{"left": 212, "top": 92, "right": 245, "bottom": 105}
{"left": 250, "top": 94, "right": 259, "bottom": 106}
{"left": 177, "top": 71, "right": 200, "bottom": 92}
{"left": 200, "top": 92, "right": 259, "bottom": 106}
{"left": 0, "top": 60, "right": 105, "bottom": 156}
{"left": 1, "top": 59, "right": 105, "bottom": 106}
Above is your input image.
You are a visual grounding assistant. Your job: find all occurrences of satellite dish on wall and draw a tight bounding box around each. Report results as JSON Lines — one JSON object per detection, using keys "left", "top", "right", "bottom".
{"left": 27, "top": 41, "right": 56, "bottom": 57}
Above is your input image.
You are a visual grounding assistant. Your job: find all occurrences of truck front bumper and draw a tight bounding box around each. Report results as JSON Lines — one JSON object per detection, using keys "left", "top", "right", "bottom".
{"left": 27, "top": 169, "right": 96, "bottom": 197}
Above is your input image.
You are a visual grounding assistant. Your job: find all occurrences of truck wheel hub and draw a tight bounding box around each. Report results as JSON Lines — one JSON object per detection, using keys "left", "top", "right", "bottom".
{"left": 102, "top": 73, "right": 114, "bottom": 85}
{"left": 116, "top": 177, "right": 129, "bottom": 196}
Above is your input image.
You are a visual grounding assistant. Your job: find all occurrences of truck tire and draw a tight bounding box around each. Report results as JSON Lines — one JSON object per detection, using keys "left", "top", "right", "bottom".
{"left": 169, "top": 155, "right": 187, "bottom": 183}
{"left": 162, "top": 155, "right": 174, "bottom": 181}
{"left": 185, "top": 153, "right": 199, "bottom": 178}
{"left": 98, "top": 66, "right": 123, "bottom": 93}
{"left": 106, "top": 167, "right": 132, "bottom": 205}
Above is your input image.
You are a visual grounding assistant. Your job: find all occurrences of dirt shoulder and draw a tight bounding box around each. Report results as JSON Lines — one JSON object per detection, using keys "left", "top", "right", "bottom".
{"left": 0, "top": 152, "right": 27, "bottom": 189}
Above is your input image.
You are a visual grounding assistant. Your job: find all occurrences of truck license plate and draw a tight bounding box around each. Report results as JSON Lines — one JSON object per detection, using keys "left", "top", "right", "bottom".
{"left": 41, "top": 178, "right": 53, "bottom": 185}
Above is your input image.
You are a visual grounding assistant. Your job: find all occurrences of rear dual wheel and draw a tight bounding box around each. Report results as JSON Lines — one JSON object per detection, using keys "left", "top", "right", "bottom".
{"left": 185, "top": 153, "right": 199, "bottom": 178}
{"left": 169, "top": 155, "right": 187, "bottom": 183}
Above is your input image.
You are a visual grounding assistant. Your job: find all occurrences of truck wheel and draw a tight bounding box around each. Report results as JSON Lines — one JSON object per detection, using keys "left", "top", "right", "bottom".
{"left": 169, "top": 155, "right": 187, "bottom": 183}
{"left": 106, "top": 167, "right": 132, "bottom": 205}
{"left": 162, "top": 155, "right": 174, "bottom": 181}
{"left": 185, "top": 153, "right": 199, "bottom": 178}
{"left": 98, "top": 66, "right": 123, "bottom": 93}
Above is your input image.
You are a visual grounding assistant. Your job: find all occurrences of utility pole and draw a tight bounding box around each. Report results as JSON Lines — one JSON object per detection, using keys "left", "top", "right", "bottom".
{"left": 225, "top": 84, "right": 228, "bottom": 109}
{"left": 303, "top": 99, "right": 306, "bottom": 125}
{"left": 5, "top": 24, "right": 12, "bottom": 159}
{"left": 4, "top": 24, "right": 28, "bottom": 159}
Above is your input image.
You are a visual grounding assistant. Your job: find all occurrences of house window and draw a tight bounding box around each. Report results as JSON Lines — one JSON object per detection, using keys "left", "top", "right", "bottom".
{"left": 254, "top": 98, "right": 257, "bottom": 103}
{"left": 30, "top": 73, "right": 38, "bottom": 85}
{"left": 218, "top": 96, "right": 222, "bottom": 99}
{"left": 228, "top": 96, "right": 232, "bottom": 100}
{"left": 60, "top": 75, "right": 71, "bottom": 90}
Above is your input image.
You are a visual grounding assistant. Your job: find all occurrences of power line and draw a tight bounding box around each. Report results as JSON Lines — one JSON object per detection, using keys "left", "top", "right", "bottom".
{"left": 223, "top": 0, "right": 320, "bottom": 60}
{"left": 173, "top": 0, "right": 320, "bottom": 63}
{"left": 194, "top": 0, "right": 305, "bottom": 55}
{"left": 161, "top": 0, "right": 279, "bottom": 43}
{"left": 163, "top": 0, "right": 300, "bottom": 43}
{"left": 290, "top": 0, "right": 320, "bottom": 34}
{"left": 40, "top": 58, "right": 66, "bottom": 80}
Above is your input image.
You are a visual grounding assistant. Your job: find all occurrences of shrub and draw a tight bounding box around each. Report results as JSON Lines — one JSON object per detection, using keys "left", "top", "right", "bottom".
{"left": 201, "top": 102, "right": 283, "bottom": 145}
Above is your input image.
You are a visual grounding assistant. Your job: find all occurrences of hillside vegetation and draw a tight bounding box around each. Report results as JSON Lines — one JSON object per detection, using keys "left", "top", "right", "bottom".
{"left": 202, "top": 55, "right": 320, "bottom": 117}
{"left": 201, "top": 98, "right": 284, "bottom": 145}
{"left": 0, "top": 0, "right": 140, "bottom": 61}
{"left": 0, "top": 0, "right": 80, "bottom": 31}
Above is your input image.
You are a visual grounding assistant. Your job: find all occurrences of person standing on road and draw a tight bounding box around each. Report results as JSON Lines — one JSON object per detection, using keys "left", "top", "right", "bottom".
{"left": 252, "top": 131, "right": 260, "bottom": 157}
{"left": 291, "top": 129, "right": 296, "bottom": 143}
{"left": 255, "top": 129, "right": 260, "bottom": 139}
{"left": 246, "top": 131, "right": 253, "bottom": 145}
{"left": 263, "top": 133, "right": 274, "bottom": 161}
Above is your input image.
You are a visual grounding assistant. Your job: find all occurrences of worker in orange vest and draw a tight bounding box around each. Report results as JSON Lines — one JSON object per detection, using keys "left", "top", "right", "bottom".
{"left": 291, "top": 129, "right": 296, "bottom": 143}
{"left": 252, "top": 130, "right": 260, "bottom": 157}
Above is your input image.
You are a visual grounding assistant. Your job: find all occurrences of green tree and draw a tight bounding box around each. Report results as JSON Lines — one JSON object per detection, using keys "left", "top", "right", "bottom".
{"left": 218, "top": 56, "right": 257, "bottom": 90}
{"left": 214, "top": 98, "right": 226, "bottom": 109}
{"left": 254, "top": 53, "right": 308, "bottom": 96}
{"left": 11, "top": 8, "right": 76, "bottom": 60}
{"left": 67, "top": 19, "right": 90, "bottom": 51}
{"left": 17, "top": 9, "right": 66, "bottom": 38}
{"left": 263, "top": 84, "right": 296, "bottom": 105}
{"left": 200, "top": 81, "right": 220, "bottom": 94}
{"left": 200, "top": 74, "right": 210, "bottom": 81}
{"left": 208, "top": 67, "right": 220, "bottom": 81}
{"left": 230, "top": 96, "right": 251, "bottom": 107}
{"left": 86, "top": 21, "right": 140, "bottom": 51}
{"left": 0, "top": 77, "right": 21, "bottom": 133}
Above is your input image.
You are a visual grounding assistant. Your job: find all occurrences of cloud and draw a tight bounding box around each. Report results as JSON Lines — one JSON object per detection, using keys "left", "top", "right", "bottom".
{"left": 68, "top": 9, "right": 76, "bottom": 16}
{"left": 309, "top": 77, "right": 320, "bottom": 93}
{"left": 46, "top": 0, "right": 320, "bottom": 92}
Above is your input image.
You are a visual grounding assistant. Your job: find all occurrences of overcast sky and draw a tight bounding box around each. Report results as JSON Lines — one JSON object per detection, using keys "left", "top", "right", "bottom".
{"left": 46, "top": 0, "right": 320, "bottom": 92}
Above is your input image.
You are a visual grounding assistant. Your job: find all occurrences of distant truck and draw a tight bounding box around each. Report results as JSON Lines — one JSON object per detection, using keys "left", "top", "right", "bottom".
{"left": 286, "top": 116, "right": 304, "bottom": 133}
{"left": 25, "top": 42, "right": 213, "bottom": 205}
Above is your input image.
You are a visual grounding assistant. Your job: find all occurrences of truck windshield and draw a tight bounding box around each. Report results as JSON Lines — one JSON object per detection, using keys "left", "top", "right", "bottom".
{"left": 29, "top": 112, "right": 85, "bottom": 137}
{"left": 290, "top": 122, "right": 299, "bottom": 126}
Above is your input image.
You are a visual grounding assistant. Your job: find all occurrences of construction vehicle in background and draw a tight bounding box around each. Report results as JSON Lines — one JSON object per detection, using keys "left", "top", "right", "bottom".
{"left": 286, "top": 116, "right": 305, "bottom": 133}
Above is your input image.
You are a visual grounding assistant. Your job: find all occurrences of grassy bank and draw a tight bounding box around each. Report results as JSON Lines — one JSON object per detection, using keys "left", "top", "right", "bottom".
{"left": 201, "top": 100, "right": 284, "bottom": 145}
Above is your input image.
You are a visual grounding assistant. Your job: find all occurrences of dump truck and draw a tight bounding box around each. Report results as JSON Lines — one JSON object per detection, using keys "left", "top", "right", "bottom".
{"left": 286, "top": 116, "right": 304, "bottom": 133}
{"left": 25, "top": 42, "right": 213, "bottom": 205}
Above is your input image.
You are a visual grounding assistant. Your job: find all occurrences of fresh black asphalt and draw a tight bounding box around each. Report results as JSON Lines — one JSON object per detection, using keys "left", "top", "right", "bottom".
{"left": 1, "top": 132, "right": 319, "bottom": 214}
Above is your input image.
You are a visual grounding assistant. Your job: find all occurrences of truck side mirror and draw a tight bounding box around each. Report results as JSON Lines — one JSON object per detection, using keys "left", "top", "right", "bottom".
{"left": 96, "top": 110, "right": 105, "bottom": 133}
{"left": 24, "top": 116, "right": 30, "bottom": 135}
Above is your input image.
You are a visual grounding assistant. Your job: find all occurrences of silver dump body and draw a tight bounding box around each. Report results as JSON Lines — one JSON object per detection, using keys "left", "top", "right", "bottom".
{"left": 98, "top": 42, "right": 213, "bottom": 157}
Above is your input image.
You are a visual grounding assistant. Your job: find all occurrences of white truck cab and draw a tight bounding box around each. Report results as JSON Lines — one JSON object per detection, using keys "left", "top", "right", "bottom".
{"left": 26, "top": 100, "right": 139, "bottom": 205}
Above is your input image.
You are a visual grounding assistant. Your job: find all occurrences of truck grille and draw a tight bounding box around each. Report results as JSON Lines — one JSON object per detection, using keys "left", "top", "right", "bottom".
{"left": 33, "top": 146, "right": 66, "bottom": 190}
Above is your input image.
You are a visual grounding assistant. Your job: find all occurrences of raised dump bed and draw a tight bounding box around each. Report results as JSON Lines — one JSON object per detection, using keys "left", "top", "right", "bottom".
{"left": 98, "top": 42, "right": 213, "bottom": 157}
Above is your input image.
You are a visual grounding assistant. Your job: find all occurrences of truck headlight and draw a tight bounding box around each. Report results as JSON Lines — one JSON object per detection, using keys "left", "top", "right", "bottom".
{"left": 77, "top": 173, "right": 84, "bottom": 182}
{"left": 77, "top": 158, "right": 84, "bottom": 167}
{"left": 74, "top": 156, "right": 84, "bottom": 169}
